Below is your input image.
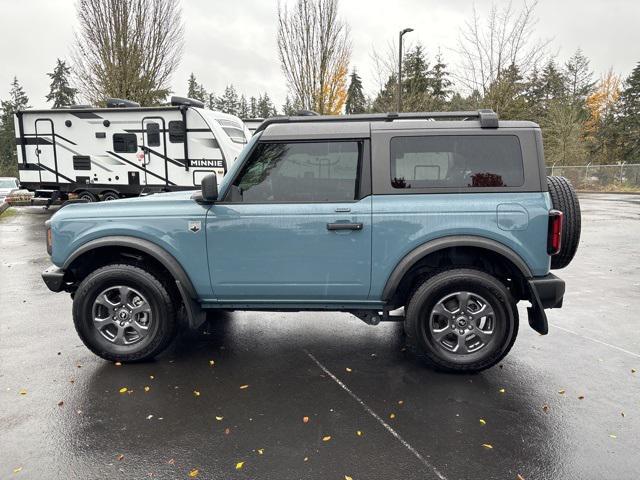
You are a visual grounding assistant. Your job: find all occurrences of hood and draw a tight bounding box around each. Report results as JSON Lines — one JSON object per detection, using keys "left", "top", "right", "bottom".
{"left": 51, "top": 190, "right": 202, "bottom": 221}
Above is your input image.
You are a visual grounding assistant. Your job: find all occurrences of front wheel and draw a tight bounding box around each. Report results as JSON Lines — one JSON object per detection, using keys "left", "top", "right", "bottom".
{"left": 72, "top": 264, "right": 177, "bottom": 362}
{"left": 404, "top": 268, "right": 518, "bottom": 373}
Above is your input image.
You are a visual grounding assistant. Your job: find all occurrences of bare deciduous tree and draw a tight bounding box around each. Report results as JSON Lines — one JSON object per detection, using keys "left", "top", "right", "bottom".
{"left": 277, "top": 0, "right": 351, "bottom": 114}
{"left": 457, "top": 1, "right": 549, "bottom": 95}
{"left": 73, "top": 0, "right": 184, "bottom": 106}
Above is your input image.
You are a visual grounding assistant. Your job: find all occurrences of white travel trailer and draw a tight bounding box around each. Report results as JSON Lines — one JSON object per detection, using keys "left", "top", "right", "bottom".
{"left": 15, "top": 97, "right": 250, "bottom": 201}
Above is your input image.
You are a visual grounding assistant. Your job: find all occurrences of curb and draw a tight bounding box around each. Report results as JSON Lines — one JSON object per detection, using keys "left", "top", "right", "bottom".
{"left": 0, "top": 202, "right": 9, "bottom": 215}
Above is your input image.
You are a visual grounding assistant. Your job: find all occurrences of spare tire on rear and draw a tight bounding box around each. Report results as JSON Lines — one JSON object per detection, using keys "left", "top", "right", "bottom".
{"left": 547, "top": 176, "right": 581, "bottom": 269}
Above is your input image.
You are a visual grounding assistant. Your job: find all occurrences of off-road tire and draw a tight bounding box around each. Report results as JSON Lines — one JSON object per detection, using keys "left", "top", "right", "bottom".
{"left": 547, "top": 176, "right": 581, "bottom": 269}
{"left": 72, "top": 264, "right": 177, "bottom": 362}
{"left": 404, "top": 268, "right": 518, "bottom": 373}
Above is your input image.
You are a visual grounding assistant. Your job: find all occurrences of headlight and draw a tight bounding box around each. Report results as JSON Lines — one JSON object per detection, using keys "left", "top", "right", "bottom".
{"left": 46, "top": 227, "right": 52, "bottom": 255}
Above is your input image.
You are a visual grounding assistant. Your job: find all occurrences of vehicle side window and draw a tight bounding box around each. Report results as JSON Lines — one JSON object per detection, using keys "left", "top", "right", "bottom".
{"left": 113, "top": 133, "right": 138, "bottom": 153}
{"left": 146, "top": 122, "right": 161, "bottom": 147}
{"left": 230, "top": 141, "right": 361, "bottom": 203}
{"left": 168, "top": 121, "right": 185, "bottom": 143}
{"left": 390, "top": 135, "right": 524, "bottom": 188}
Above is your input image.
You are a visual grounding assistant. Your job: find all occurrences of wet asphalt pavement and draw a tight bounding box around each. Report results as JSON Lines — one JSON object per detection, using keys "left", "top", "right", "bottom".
{"left": 1, "top": 194, "right": 639, "bottom": 480}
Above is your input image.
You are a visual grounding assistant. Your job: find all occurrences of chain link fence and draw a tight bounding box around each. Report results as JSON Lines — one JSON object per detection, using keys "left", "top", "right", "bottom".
{"left": 546, "top": 163, "right": 640, "bottom": 191}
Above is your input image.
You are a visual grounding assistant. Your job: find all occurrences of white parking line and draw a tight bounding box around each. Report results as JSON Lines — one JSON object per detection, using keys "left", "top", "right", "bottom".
{"left": 304, "top": 350, "right": 447, "bottom": 480}
{"left": 550, "top": 323, "right": 640, "bottom": 358}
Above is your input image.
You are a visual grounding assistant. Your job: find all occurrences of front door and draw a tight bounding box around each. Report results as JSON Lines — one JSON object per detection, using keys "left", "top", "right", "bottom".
{"left": 206, "top": 139, "right": 372, "bottom": 302}
{"left": 34, "top": 119, "right": 58, "bottom": 183}
{"left": 141, "top": 117, "right": 168, "bottom": 187}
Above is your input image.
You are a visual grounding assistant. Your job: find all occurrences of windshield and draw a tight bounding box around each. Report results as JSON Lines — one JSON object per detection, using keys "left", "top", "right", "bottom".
{"left": 0, "top": 179, "right": 17, "bottom": 189}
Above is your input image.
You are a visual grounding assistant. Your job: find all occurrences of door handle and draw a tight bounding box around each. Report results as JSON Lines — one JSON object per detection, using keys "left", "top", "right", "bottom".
{"left": 326, "top": 222, "right": 363, "bottom": 231}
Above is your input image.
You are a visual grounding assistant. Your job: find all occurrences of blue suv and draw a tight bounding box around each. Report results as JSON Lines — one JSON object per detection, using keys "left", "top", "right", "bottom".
{"left": 42, "top": 110, "right": 581, "bottom": 372}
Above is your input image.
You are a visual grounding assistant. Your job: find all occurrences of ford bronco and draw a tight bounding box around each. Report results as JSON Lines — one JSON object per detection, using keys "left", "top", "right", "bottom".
{"left": 42, "top": 110, "right": 581, "bottom": 372}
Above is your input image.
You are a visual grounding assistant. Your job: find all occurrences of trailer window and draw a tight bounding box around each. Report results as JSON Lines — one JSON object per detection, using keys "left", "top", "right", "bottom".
{"left": 169, "top": 121, "right": 185, "bottom": 143}
{"left": 113, "top": 133, "right": 138, "bottom": 153}
{"left": 146, "top": 123, "right": 161, "bottom": 147}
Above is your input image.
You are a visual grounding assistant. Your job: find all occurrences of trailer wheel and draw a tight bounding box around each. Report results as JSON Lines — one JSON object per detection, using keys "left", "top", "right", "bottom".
{"left": 101, "top": 191, "right": 120, "bottom": 202}
{"left": 77, "top": 191, "right": 98, "bottom": 203}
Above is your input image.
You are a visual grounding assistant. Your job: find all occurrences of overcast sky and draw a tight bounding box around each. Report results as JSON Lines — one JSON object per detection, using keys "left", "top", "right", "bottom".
{"left": 0, "top": 0, "right": 638, "bottom": 109}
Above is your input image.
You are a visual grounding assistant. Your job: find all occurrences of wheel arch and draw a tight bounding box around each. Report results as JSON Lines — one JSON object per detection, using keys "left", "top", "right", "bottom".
{"left": 381, "top": 235, "right": 533, "bottom": 305}
{"left": 63, "top": 236, "right": 197, "bottom": 299}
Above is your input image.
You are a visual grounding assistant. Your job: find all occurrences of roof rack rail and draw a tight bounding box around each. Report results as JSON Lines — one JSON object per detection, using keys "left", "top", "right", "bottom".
{"left": 254, "top": 109, "right": 499, "bottom": 133}
{"left": 106, "top": 98, "right": 140, "bottom": 108}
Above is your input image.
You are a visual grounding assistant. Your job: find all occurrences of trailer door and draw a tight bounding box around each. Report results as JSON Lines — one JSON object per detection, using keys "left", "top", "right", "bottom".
{"left": 142, "top": 117, "right": 168, "bottom": 187}
{"left": 34, "top": 119, "right": 58, "bottom": 184}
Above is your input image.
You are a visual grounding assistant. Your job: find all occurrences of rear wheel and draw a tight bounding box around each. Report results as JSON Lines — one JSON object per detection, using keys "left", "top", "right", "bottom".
{"left": 72, "top": 264, "right": 177, "bottom": 362}
{"left": 101, "top": 191, "right": 120, "bottom": 201}
{"left": 76, "top": 190, "right": 98, "bottom": 203}
{"left": 404, "top": 268, "right": 518, "bottom": 373}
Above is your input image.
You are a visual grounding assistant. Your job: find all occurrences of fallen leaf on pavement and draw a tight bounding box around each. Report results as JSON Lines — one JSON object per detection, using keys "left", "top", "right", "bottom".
{"left": 578, "top": 395, "right": 584, "bottom": 400}
{"left": 631, "top": 368, "right": 636, "bottom": 373}
{"left": 542, "top": 404, "right": 550, "bottom": 413}
{"left": 18, "top": 389, "right": 27, "bottom": 395}
{"left": 517, "top": 475, "right": 525, "bottom": 480}
{"left": 322, "top": 435, "right": 331, "bottom": 442}
{"left": 13, "top": 467, "right": 22, "bottom": 473}
{"left": 609, "top": 434, "right": 617, "bottom": 439}
{"left": 345, "top": 367, "right": 352, "bottom": 372}
{"left": 144, "top": 386, "right": 150, "bottom": 393}
{"left": 481, "top": 443, "right": 493, "bottom": 449}
{"left": 304, "top": 457, "right": 309, "bottom": 462}
{"left": 479, "top": 419, "right": 487, "bottom": 426}
{"left": 225, "top": 428, "right": 230, "bottom": 435}
{"left": 57, "top": 400, "right": 64, "bottom": 407}
{"left": 303, "top": 416, "right": 309, "bottom": 423}
{"left": 398, "top": 400, "right": 404, "bottom": 405}
{"left": 240, "top": 385, "right": 249, "bottom": 389}
{"left": 146, "top": 415, "right": 153, "bottom": 420}
{"left": 257, "top": 449, "right": 264, "bottom": 455}
{"left": 167, "top": 459, "right": 175, "bottom": 465}
{"left": 389, "top": 413, "right": 396, "bottom": 419}
{"left": 209, "top": 360, "right": 215, "bottom": 366}
{"left": 345, "top": 476, "right": 353, "bottom": 480}
{"left": 499, "top": 388, "right": 505, "bottom": 394}
{"left": 193, "top": 390, "right": 200, "bottom": 397}
{"left": 149, "top": 375, "right": 154, "bottom": 380}
{"left": 119, "top": 387, "right": 128, "bottom": 394}
{"left": 356, "top": 430, "right": 363, "bottom": 436}
{"left": 117, "top": 454, "right": 124, "bottom": 461}
{"left": 235, "top": 461, "right": 244, "bottom": 470}
{"left": 188, "top": 469, "right": 199, "bottom": 477}
{"left": 558, "top": 389, "right": 566, "bottom": 395}
{"left": 114, "top": 362, "right": 122, "bottom": 366}
{"left": 621, "top": 412, "right": 625, "bottom": 417}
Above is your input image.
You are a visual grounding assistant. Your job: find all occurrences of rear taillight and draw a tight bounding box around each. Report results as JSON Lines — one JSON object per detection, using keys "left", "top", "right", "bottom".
{"left": 547, "top": 210, "right": 563, "bottom": 255}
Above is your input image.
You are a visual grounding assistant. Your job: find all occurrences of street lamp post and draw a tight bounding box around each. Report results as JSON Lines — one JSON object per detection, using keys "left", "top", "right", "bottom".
{"left": 397, "top": 27, "right": 414, "bottom": 112}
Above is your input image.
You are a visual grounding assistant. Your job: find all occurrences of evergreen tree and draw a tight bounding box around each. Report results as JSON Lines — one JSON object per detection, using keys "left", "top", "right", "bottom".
{"left": 219, "top": 85, "right": 239, "bottom": 115}
{"left": 617, "top": 62, "right": 640, "bottom": 163}
{"left": 45, "top": 59, "right": 77, "bottom": 108}
{"left": 345, "top": 69, "right": 366, "bottom": 114}
{"left": 371, "top": 74, "right": 397, "bottom": 113}
{"left": 564, "top": 49, "right": 595, "bottom": 105}
{"left": 249, "top": 96, "right": 258, "bottom": 117}
{"left": 402, "top": 45, "right": 433, "bottom": 110}
{"left": 429, "top": 53, "right": 452, "bottom": 106}
{"left": 282, "top": 96, "right": 295, "bottom": 115}
{"left": 257, "top": 93, "right": 277, "bottom": 118}
{"left": 0, "top": 77, "right": 30, "bottom": 176}
{"left": 238, "top": 94, "right": 249, "bottom": 118}
{"left": 187, "top": 73, "right": 208, "bottom": 103}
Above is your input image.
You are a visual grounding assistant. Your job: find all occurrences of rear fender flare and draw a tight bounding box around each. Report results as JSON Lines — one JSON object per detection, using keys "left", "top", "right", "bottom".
{"left": 381, "top": 235, "right": 533, "bottom": 301}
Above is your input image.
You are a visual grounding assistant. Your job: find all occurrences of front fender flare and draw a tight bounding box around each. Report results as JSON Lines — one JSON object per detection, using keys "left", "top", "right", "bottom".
{"left": 381, "top": 235, "right": 533, "bottom": 302}
{"left": 62, "top": 235, "right": 197, "bottom": 299}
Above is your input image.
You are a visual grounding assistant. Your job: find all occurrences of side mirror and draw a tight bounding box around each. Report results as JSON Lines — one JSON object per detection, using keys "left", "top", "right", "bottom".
{"left": 200, "top": 173, "right": 218, "bottom": 202}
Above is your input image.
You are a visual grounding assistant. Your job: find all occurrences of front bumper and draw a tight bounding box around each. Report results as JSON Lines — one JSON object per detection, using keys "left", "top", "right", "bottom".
{"left": 42, "top": 265, "right": 65, "bottom": 292}
{"left": 526, "top": 273, "right": 565, "bottom": 335}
